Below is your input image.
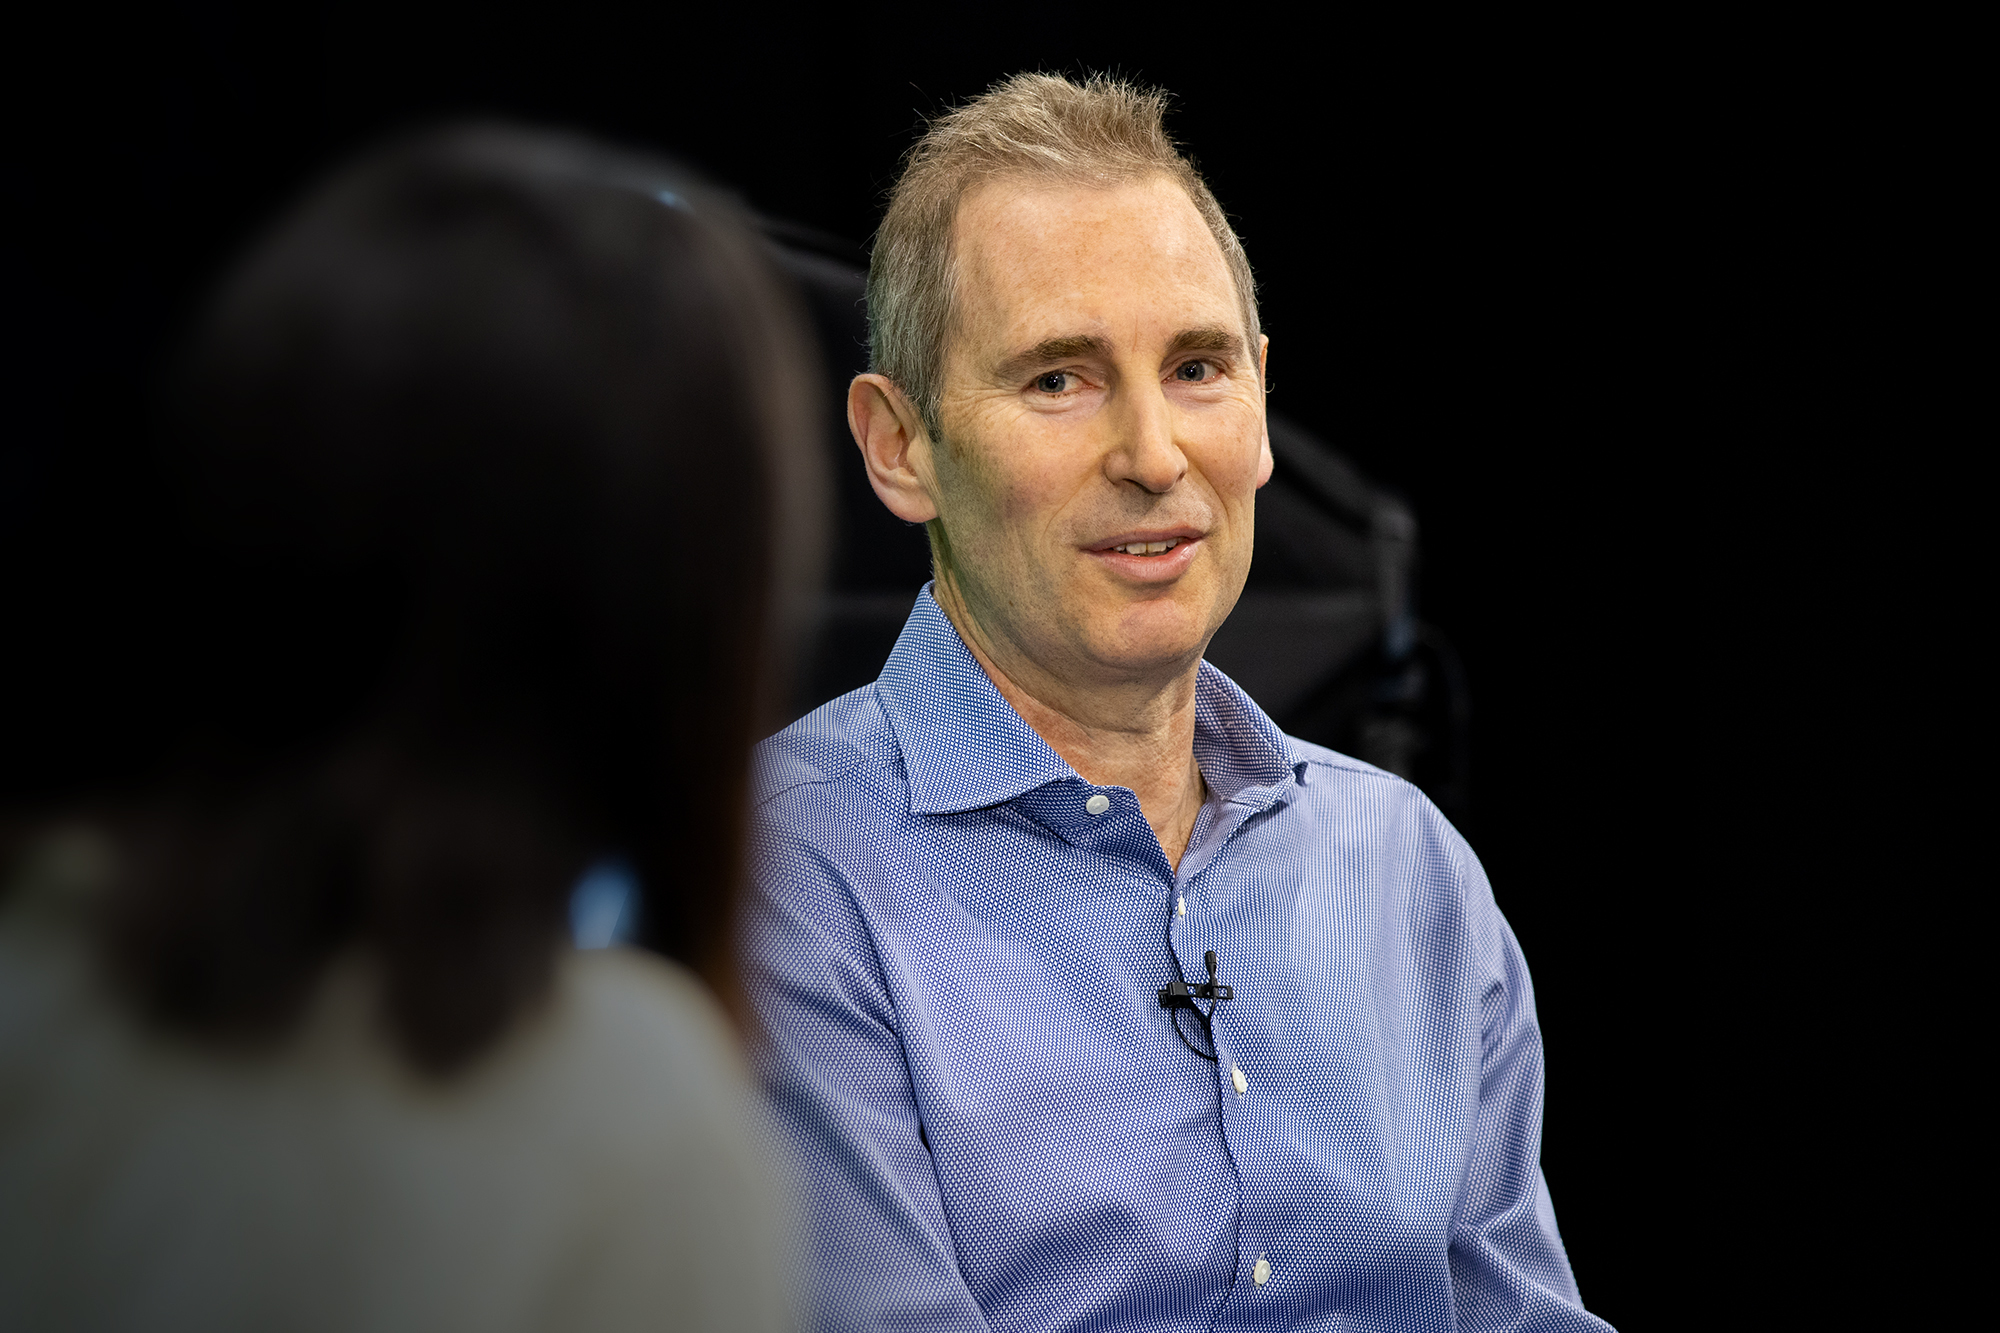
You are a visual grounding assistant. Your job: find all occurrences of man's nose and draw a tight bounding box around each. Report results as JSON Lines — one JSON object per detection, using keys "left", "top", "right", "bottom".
{"left": 1104, "top": 379, "right": 1187, "bottom": 494}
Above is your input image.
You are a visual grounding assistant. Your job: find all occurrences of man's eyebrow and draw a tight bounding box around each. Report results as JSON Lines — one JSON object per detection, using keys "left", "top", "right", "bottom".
{"left": 994, "top": 334, "right": 1111, "bottom": 382}
{"left": 992, "top": 327, "right": 1246, "bottom": 382}
{"left": 1165, "top": 326, "right": 1245, "bottom": 359}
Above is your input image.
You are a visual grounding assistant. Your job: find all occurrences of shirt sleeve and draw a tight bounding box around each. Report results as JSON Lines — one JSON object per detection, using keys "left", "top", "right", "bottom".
{"left": 743, "top": 812, "right": 996, "bottom": 1333}
{"left": 1445, "top": 833, "right": 1618, "bottom": 1333}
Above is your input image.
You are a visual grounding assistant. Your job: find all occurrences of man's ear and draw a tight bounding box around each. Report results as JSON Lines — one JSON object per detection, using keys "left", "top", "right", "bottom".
{"left": 1254, "top": 335, "right": 1274, "bottom": 489}
{"left": 848, "top": 373, "right": 940, "bottom": 523}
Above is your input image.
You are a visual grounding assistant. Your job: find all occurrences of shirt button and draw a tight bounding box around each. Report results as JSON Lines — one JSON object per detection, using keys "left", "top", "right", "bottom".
{"left": 1084, "top": 793, "right": 1111, "bottom": 816}
{"left": 1176, "top": 895, "right": 1186, "bottom": 917}
{"left": 1231, "top": 1064, "right": 1248, "bottom": 1095}
{"left": 1253, "top": 1256, "right": 1271, "bottom": 1286}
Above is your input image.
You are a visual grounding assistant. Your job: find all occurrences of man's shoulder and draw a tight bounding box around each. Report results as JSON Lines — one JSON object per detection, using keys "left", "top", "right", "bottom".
{"left": 1281, "top": 734, "right": 1422, "bottom": 804}
{"left": 1275, "top": 736, "right": 1472, "bottom": 853}
{"left": 1283, "top": 734, "right": 1398, "bottom": 783}
{"left": 1277, "top": 735, "right": 1494, "bottom": 913}
{"left": 753, "top": 683, "right": 907, "bottom": 812}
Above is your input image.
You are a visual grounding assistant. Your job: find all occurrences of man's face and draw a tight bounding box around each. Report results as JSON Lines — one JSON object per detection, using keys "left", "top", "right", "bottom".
{"left": 925, "top": 173, "right": 1270, "bottom": 688}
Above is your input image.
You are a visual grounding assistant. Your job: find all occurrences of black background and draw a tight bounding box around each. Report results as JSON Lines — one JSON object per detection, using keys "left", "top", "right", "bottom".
{"left": 8, "top": 8, "right": 1913, "bottom": 1327}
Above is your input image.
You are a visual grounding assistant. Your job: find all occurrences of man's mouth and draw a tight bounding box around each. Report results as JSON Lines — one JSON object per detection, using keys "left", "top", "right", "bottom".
{"left": 1086, "top": 530, "right": 1203, "bottom": 580}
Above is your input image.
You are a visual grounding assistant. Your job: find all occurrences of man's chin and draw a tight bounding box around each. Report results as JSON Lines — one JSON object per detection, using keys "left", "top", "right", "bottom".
{"left": 1076, "top": 598, "right": 1223, "bottom": 679}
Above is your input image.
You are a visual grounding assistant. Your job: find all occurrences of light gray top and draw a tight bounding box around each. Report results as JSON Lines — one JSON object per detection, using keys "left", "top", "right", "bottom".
{"left": 0, "top": 827, "right": 795, "bottom": 1333}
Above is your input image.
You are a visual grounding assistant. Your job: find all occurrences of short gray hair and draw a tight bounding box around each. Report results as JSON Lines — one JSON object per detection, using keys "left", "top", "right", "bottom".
{"left": 868, "top": 72, "right": 1261, "bottom": 436}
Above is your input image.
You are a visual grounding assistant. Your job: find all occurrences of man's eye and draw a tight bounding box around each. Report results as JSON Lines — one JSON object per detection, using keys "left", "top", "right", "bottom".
{"left": 1035, "top": 371, "right": 1071, "bottom": 394}
{"left": 1176, "top": 361, "right": 1213, "bottom": 382}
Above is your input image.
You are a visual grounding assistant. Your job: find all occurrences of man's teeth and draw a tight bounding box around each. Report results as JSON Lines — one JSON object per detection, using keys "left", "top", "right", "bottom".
{"left": 1112, "top": 539, "right": 1181, "bottom": 555}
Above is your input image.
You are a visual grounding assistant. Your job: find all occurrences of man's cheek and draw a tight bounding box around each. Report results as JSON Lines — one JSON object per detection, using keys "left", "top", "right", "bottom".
{"left": 989, "top": 452, "right": 1079, "bottom": 528}
{"left": 1197, "top": 440, "right": 1266, "bottom": 494}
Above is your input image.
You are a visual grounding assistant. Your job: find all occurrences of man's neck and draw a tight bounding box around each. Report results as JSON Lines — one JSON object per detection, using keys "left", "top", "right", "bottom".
{"left": 935, "top": 588, "right": 1208, "bottom": 872}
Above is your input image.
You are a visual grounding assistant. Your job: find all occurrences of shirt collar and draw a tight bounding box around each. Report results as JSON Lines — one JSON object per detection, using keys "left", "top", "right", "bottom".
{"left": 876, "top": 587, "right": 1297, "bottom": 817}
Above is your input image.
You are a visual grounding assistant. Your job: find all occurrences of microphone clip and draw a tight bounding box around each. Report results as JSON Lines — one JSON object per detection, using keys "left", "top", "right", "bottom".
{"left": 1159, "top": 949, "right": 1234, "bottom": 1010}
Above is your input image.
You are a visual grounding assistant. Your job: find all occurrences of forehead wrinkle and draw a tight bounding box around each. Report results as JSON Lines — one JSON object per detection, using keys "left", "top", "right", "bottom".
{"left": 949, "top": 173, "right": 1223, "bottom": 328}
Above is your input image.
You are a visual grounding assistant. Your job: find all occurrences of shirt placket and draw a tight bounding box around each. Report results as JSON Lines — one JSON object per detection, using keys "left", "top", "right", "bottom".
{"left": 1170, "top": 790, "right": 1287, "bottom": 1326}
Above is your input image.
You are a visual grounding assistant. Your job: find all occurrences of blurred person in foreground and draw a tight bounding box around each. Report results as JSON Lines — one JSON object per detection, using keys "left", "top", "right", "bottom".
{"left": 0, "top": 124, "right": 822, "bottom": 1331}
{"left": 746, "top": 74, "right": 1613, "bottom": 1332}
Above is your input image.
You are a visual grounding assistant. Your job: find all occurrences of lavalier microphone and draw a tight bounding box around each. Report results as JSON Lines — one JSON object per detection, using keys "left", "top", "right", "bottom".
{"left": 1159, "top": 948, "right": 1234, "bottom": 1010}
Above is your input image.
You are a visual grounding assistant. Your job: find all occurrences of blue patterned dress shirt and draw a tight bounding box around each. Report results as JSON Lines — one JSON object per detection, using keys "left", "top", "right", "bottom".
{"left": 746, "top": 589, "right": 1612, "bottom": 1332}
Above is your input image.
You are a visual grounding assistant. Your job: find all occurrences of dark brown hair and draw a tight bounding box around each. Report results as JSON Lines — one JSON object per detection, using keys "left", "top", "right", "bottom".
{"left": 90, "top": 124, "right": 823, "bottom": 1072}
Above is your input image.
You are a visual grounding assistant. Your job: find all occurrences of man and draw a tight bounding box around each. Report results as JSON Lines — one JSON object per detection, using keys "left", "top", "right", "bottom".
{"left": 746, "top": 73, "right": 1612, "bottom": 1332}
